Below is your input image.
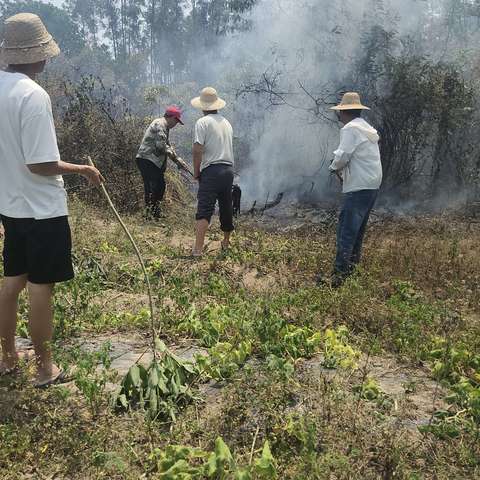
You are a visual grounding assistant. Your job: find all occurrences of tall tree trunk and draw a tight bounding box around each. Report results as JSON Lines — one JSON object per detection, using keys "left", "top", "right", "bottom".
{"left": 150, "top": 0, "right": 156, "bottom": 83}
{"left": 121, "top": 0, "right": 127, "bottom": 59}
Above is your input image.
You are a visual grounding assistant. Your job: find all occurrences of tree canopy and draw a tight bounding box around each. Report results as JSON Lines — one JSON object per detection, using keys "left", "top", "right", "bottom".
{"left": 1, "top": 0, "right": 259, "bottom": 85}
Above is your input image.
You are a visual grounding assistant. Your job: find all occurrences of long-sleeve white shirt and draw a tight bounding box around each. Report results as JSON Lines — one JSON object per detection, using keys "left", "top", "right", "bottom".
{"left": 329, "top": 118, "right": 383, "bottom": 193}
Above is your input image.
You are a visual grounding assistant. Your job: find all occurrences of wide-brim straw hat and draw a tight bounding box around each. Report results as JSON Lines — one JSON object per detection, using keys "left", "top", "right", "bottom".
{"left": 191, "top": 87, "right": 226, "bottom": 111}
{"left": 0, "top": 13, "right": 60, "bottom": 65}
{"left": 331, "top": 92, "right": 370, "bottom": 111}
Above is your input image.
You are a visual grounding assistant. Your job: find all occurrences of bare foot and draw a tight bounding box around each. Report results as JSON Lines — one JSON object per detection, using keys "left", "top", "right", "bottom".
{"left": 221, "top": 241, "right": 230, "bottom": 251}
{"left": 35, "top": 363, "right": 62, "bottom": 387}
{"left": 0, "top": 361, "right": 18, "bottom": 375}
{"left": 0, "top": 350, "right": 32, "bottom": 375}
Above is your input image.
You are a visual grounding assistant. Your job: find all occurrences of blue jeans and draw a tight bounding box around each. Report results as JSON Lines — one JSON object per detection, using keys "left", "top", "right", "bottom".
{"left": 335, "top": 189, "right": 378, "bottom": 276}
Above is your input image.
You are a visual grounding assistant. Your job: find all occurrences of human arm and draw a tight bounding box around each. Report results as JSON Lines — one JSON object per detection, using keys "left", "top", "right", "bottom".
{"left": 166, "top": 145, "right": 193, "bottom": 175}
{"left": 27, "top": 161, "right": 104, "bottom": 186}
{"left": 192, "top": 120, "right": 206, "bottom": 180}
{"left": 170, "top": 153, "right": 194, "bottom": 176}
{"left": 329, "top": 127, "right": 362, "bottom": 172}
{"left": 193, "top": 143, "right": 204, "bottom": 180}
{"left": 152, "top": 122, "right": 169, "bottom": 155}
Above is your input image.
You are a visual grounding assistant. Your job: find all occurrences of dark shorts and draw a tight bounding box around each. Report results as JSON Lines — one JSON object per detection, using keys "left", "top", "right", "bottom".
{"left": 196, "top": 164, "right": 234, "bottom": 232}
{"left": 1, "top": 215, "right": 74, "bottom": 284}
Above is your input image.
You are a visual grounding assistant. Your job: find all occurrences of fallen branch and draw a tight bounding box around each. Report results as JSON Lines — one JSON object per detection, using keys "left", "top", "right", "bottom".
{"left": 246, "top": 192, "right": 284, "bottom": 215}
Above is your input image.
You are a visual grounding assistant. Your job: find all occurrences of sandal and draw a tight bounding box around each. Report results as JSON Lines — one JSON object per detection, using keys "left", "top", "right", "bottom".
{"left": 34, "top": 370, "right": 71, "bottom": 389}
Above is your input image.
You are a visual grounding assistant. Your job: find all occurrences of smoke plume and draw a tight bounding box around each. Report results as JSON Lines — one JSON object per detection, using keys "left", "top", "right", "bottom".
{"left": 192, "top": 0, "right": 437, "bottom": 205}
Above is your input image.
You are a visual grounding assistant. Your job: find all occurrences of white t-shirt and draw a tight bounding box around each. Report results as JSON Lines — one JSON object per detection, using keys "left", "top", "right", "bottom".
{"left": 0, "top": 71, "right": 68, "bottom": 219}
{"left": 194, "top": 113, "right": 234, "bottom": 171}
{"left": 329, "top": 118, "right": 383, "bottom": 193}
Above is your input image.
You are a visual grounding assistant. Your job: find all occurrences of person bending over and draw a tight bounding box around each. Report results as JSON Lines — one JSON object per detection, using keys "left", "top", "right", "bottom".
{"left": 136, "top": 106, "right": 188, "bottom": 219}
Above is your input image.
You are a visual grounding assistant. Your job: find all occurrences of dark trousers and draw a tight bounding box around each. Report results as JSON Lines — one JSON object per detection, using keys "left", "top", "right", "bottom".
{"left": 335, "top": 189, "right": 378, "bottom": 276}
{"left": 136, "top": 158, "right": 166, "bottom": 218}
{"left": 196, "top": 164, "right": 234, "bottom": 232}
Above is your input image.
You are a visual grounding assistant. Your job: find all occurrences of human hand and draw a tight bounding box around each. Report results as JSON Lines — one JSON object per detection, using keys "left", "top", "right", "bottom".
{"left": 82, "top": 165, "right": 105, "bottom": 186}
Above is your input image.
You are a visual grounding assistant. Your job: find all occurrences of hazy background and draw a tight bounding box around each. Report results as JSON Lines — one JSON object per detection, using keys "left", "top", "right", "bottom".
{"left": 2, "top": 0, "right": 480, "bottom": 210}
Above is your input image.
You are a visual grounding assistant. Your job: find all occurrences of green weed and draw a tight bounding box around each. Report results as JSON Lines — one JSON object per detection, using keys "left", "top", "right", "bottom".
{"left": 148, "top": 436, "right": 277, "bottom": 479}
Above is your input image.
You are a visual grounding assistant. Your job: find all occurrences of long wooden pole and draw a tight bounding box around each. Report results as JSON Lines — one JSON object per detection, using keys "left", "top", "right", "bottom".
{"left": 87, "top": 156, "right": 158, "bottom": 360}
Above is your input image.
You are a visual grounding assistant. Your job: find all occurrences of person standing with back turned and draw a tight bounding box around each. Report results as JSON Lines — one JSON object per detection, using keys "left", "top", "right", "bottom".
{"left": 191, "top": 87, "right": 235, "bottom": 256}
{"left": 320, "top": 92, "right": 383, "bottom": 288}
{"left": 0, "top": 13, "right": 103, "bottom": 387}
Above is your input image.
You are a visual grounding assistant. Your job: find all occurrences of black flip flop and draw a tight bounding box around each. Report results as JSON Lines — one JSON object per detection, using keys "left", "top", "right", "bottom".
{"left": 34, "top": 370, "right": 71, "bottom": 389}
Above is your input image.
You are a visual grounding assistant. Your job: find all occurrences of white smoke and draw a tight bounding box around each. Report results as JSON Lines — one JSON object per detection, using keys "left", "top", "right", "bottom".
{"left": 193, "top": 0, "right": 435, "bottom": 204}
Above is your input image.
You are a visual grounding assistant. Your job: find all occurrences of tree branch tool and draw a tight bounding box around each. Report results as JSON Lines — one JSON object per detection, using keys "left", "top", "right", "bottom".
{"left": 86, "top": 156, "right": 199, "bottom": 419}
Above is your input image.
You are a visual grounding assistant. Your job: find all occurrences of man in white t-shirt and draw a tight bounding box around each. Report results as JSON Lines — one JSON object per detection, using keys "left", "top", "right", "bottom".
{"left": 190, "top": 87, "right": 235, "bottom": 256}
{"left": 0, "top": 13, "right": 103, "bottom": 387}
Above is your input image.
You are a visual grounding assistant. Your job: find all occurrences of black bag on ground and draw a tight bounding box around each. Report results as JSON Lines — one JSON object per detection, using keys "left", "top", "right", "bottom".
{"left": 232, "top": 184, "right": 242, "bottom": 217}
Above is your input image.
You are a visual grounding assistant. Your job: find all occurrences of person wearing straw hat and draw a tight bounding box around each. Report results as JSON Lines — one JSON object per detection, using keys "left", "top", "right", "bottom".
{"left": 190, "top": 87, "right": 235, "bottom": 256}
{"left": 136, "top": 105, "right": 188, "bottom": 220}
{"left": 319, "top": 92, "right": 382, "bottom": 288}
{"left": 0, "top": 13, "right": 103, "bottom": 387}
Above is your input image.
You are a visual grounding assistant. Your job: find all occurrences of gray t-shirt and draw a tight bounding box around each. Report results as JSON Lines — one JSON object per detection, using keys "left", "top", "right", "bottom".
{"left": 136, "top": 117, "right": 169, "bottom": 169}
{"left": 194, "top": 114, "right": 234, "bottom": 171}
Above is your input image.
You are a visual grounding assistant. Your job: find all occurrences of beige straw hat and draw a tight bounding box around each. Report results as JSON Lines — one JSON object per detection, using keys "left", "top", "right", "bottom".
{"left": 0, "top": 13, "right": 60, "bottom": 65}
{"left": 191, "top": 87, "right": 226, "bottom": 111}
{"left": 331, "top": 92, "right": 370, "bottom": 111}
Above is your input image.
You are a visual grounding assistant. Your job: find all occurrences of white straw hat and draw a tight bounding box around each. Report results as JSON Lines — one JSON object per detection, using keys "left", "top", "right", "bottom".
{"left": 331, "top": 92, "right": 370, "bottom": 111}
{"left": 0, "top": 13, "right": 60, "bottom": 65}
{"left": 191, "top": 87, "right": 226, "bottom": 111}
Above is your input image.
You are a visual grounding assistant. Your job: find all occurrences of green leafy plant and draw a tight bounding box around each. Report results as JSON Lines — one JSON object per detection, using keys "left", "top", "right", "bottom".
{"left": 426, "top": 338, "right": 480, "bottom": 435}
{"left": 418, "top": 410, "right": 462, "bottom": 440}
{"left": 429, "top": 338, "right": 480, "bottom": 383}
{"left": 179, "top": 304, "right": 231, "bottom": 347}
{"left": 322, "top": 326, "right": 360, "bottom": 370}
{"left": 386, "top": 281, "right": 439, "bottom": 358}
{"left": 281, "top": 414, "right": 318, "bottom": 455}
{"left": 266, "top": 354, "right": 295, "bottom": 380}
{"left": 148, "top": 437, "right": 277, "bottom": 479}
{"left": 253, "top": 441, "right": 277, "bottom": 479}
{"left": 257, "top": 310, "right": 322, "bottom": 360}
{"left": 353, "top": 376, "right": 384, "bottom": 401}
{"left": 196, "top": 341, "right": 252, "bottom": 381}
{"left": 114, "top": 340, "right": 199, "bottom": 421}
{"left": 69, "top": 342, "right": 116, "bottom": 416}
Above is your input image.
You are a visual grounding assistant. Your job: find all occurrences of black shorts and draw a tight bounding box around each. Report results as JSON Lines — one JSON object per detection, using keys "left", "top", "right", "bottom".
{"left": 1, "top": 215, "right": 74, "bottom": 284}
{"left": 196, "top": 164, "right": 234, "bottom": 232}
